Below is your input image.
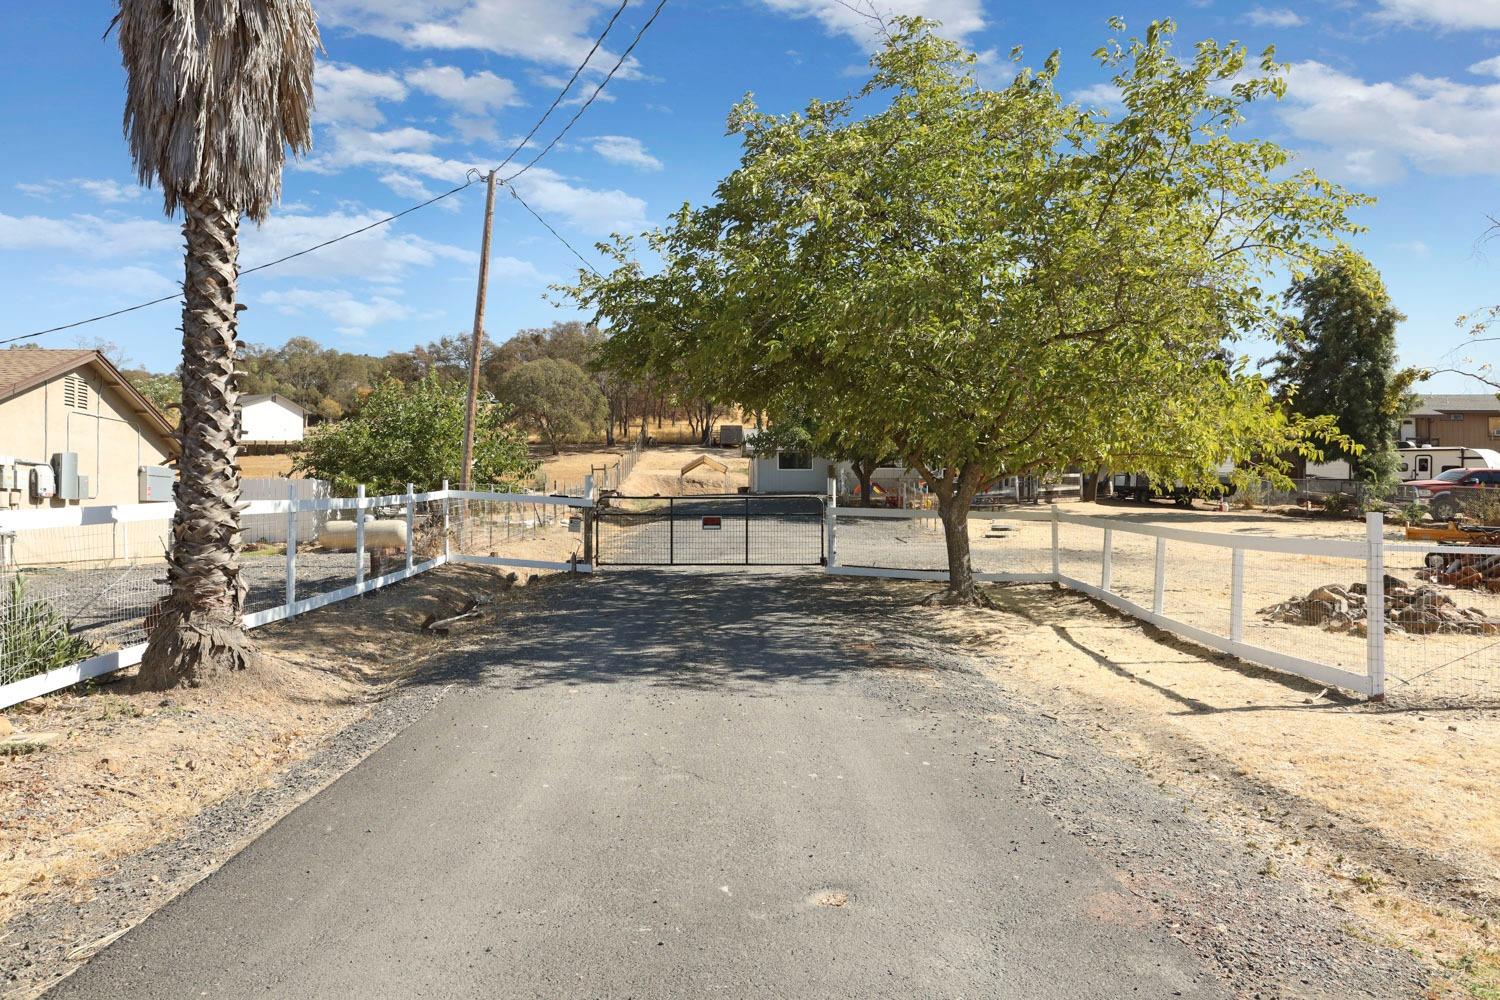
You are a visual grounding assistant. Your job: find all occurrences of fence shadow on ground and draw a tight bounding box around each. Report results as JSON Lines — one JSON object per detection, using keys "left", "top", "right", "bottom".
{"left": 410, "top": 569, "right": 956, "bottom": 694}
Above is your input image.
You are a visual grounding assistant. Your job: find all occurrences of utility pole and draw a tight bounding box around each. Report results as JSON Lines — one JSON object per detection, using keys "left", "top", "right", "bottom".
{"left": 460, "top": 168, "right": 498, "bottom": 489}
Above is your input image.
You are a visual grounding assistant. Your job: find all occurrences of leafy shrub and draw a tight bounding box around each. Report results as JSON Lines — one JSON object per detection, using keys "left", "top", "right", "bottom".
{"left": 1, "top": 574, "right": 94, "bottom": 683}
{"left": 1388, "top": 501, "right": 1427, "bottom": 527}
{"left": 1320, "top": 492, "right": 1355, "bottom": 517}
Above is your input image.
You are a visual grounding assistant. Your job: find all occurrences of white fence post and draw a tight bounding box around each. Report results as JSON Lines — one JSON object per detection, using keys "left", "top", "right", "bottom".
{"left": 826, "top": 475, "right": 838, "bottom": 568}
{"left": 1050, "top": 504, "right": 1060, "bottom": 581}
{"left": 441, "top": 479, "right": 450, "bottom": 562}
{"left": 1101, "top": 528, "right": 1113, "bottom": 593}
{"left": 285, "top": 481, "right": 298, "bottom": 607}
{"left": 355, "top": 484, "right": 366, "bottom": 586}
{"left": 1366, "top": 511, "right": 1386, "bottom": 700}
{"left": 1152, "top": 537, "right": 1166, "bottom": 615}
{"left": 405, "top": 483, "right": 415, "bottom": 573}
{"left": 1230, "top": 547, "right": 1245, "bottom": 643}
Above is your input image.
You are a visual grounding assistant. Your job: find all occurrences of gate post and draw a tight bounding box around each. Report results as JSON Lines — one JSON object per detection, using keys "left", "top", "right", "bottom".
{"left": 744, "top": 496, "right": 751, "bottom": 565}
{"left": 582, "top": 475, "right": 594, "bottom": 569}
{"left": 668, "top": 497, "right": 675, "bottom": 564}
{"left": 1365, "top": 511, "right": 1386, "bottom": 701}
{"left": 826, "top": 476, "right": 838, "bottom": 568}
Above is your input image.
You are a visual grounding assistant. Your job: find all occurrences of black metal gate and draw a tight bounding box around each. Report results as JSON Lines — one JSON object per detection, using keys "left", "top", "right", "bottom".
{"left": 594, "top": 494, "right": 825, "bottom": 567}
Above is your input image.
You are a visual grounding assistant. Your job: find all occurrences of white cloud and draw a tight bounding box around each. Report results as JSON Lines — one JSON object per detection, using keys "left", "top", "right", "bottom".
{"left": 0, "top": 212, "right": 178, "bottom": 258}
{"left": 53, "top": 265, "right": 178, "bottom": 297}
{"left": 510, "top": 166, "right": 647, "bottom": 233}
{"left": 1373, "top": 0, "right": 1500, "bottom": 30}
{"left": 1244, "top": 7, "right": 1305, "bottom": 28}
{"left": 590, "top": 135, "right": 663, "bottom": 171}
{"left": 315, "top": 62, "right": 408, "bottom": 127}
{"left": 239, "top": 209, "right": 476, "bottom": 283}
{"left": 315, "top": 0, "right": 640, "bottom": 77}
{"left": 303, "top": 127, "right": 646, "bottom": 234}
{"left": 1278, "top": 61, "right": 1500, "bottom": 183}
{"left": 757, "top": 0, "right": 986, "bottom": 50}
{"left": 16, "top": 178, "right": 145, "bottom": 204}
{"left": 1471, "top": 55, "right": 1500, "bottom": 77}
{"left": 405, "top": 64, "right": 521, "bottom": 114}
{"left": 1073, "top": 83, "right": 1123, "bottom": 109}
{"left": 258, "top": 288, "right": 416, "bottom": 336}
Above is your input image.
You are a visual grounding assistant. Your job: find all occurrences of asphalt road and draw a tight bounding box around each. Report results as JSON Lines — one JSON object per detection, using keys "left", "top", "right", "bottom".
{"left": 50, "top": 569, "right": 1230, "bottom": 999}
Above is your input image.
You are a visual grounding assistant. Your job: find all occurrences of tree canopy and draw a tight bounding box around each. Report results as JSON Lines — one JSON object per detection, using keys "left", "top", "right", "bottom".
{"left": 498, "top": 358, "right": 608, "bottom": 456}
{"left": 569, "top": 17, "right": 1362, "bottom": 599}
{"left": 294, "top": 371, "right": 533, "bottom": 494}
{"left": 1270, "top": 252, "right": 1414, "bottom": 486}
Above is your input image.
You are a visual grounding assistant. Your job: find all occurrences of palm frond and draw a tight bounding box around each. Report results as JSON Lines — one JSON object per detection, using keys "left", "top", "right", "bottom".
{"left": 115, "top": 0, "right": 319, "bottom": 221}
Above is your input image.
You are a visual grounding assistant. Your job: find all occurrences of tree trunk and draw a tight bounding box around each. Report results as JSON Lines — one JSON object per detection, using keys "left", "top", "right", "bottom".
{"left": 930, "top": 462, "right": 985, "bottom": 604}
{"left": 138, "top": 194, "right": 254, "bottom": 689}
{"left": 854, "top": 460, "right": 875, "bottom": 507}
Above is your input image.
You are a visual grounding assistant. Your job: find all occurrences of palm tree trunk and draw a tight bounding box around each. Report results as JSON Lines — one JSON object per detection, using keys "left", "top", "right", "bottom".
{"left": 139, "top": 193, "right": 254, "bottom": 688}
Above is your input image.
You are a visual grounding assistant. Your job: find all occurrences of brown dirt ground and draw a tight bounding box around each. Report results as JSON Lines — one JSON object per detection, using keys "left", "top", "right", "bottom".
{"left": 616, "top": 445, "right": 749, "bottom": 496}
{"left": 0, "top": 564, "right": 552, "bottom": 933}
{"left": 237, "top": 453, "right": 299, "bottom": 479}
{"left": 918, "top": 580, "right": 1500, "bottom": 998}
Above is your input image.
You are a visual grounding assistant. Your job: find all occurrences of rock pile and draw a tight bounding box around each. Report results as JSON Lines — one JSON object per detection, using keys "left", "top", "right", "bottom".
{"left": 1258, "top": 578, "right": 1500, "bottom": 637}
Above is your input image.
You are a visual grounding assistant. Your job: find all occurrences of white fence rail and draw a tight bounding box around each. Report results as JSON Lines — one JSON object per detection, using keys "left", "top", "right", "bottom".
{"left": 0, "top": 481, "right": 596, "bottom": 710}
{"left": 827, "top": 490, "right": 1497, "bottom": 703}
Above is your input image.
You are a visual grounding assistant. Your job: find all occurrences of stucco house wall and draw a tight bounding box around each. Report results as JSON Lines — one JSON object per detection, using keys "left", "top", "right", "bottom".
{"left": 0, "top": 350, "right": 177, "bottom": 512}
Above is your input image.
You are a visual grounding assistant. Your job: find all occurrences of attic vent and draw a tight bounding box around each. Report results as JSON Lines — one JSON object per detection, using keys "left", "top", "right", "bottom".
{"left": 62, "top": 374, "right": 91, "bottom": 411}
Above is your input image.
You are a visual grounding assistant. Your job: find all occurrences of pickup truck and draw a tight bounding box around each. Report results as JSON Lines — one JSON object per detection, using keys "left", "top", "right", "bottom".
{"left": 1410, "top": 468, "right": 1500, "bottom": 520}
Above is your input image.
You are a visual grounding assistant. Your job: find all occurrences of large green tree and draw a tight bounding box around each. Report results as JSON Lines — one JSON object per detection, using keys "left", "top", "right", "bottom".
{"left": 1270, "top": 253, "right": 1413, "bottom": 486}
{"left": 294, "top": 372, "right": 532, "bottom": 495}
{"left": 118, "top": 0, "right": 318, "bottom": 686}
{"left": 572, "top": 18, "right": 1357, "bottom": 602}
{"left": 497, "top": 358, "right": 607, "bottom": 456}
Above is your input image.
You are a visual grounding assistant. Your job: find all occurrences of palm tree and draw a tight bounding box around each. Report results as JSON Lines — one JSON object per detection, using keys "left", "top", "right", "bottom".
{"left": 115, "top": 0, "right": 318, "bottom": 688}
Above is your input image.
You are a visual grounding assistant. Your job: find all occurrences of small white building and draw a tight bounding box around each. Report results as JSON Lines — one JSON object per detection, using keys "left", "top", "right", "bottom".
{"left": 747, "top": 448, "right": 835, "bottom": 494}
{"left": 239, "top": 393, "right": 308, "bottom": 444}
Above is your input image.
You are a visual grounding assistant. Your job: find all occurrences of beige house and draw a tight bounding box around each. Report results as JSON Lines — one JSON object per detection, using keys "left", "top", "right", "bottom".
{"left": 1402, "top": 393, "right": 1500, "bottom": 450}
{"left": 0, "top": 349, "right": 178, "bottom": 512}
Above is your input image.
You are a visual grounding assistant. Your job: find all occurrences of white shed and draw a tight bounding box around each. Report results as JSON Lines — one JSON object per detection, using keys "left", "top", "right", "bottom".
{"left": 747, "top": 448, "right": 836, "bottom": 494}
{"left": 240, "top": 394, "right": 308, "bottom": 444}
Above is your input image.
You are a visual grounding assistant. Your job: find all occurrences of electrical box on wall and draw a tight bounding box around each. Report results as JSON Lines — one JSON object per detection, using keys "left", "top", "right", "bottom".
{"left": 76, "top": 475, "right": 92, "bottom": 500}
{"left": 139, "top": 465, "right": 175, "bottom": 502}
{"left": 30, "top": 464, "right": 56, "bottom": 500}
{"left": 52, "top": 452, "right": 80, "bottom": 501}
{"left": 0, "top": 456, "right": 15, "bottom": 492}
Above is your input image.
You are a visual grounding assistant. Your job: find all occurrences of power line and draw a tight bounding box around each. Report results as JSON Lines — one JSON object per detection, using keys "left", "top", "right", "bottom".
{"left": 505, "top": 183, "right": 601, "bottom": 276}
{"left": 501, "top": 0, "right": 669, "bottom": 187}
{"left": 0, "top": 0, "right": 664, "bottom": 349}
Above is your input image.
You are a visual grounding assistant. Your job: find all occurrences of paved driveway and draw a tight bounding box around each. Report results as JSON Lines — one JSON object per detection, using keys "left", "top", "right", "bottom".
{"left": 49, "top": 569, "right": 1228, "bottom": 999}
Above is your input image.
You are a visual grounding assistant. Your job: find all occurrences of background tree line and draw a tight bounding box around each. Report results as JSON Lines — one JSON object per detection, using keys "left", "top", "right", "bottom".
{"left": 121, "top": 320, "right": 731, "bottom": 453}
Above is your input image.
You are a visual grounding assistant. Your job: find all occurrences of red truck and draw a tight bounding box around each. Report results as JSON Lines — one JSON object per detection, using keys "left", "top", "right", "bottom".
{"left": 1410, "top": 468, "right": 1500, "bottom": 520}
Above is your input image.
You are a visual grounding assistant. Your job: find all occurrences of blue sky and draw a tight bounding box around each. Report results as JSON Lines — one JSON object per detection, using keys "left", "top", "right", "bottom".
{"left": 0, "top": 0, "right": 1497, "bottom": 390}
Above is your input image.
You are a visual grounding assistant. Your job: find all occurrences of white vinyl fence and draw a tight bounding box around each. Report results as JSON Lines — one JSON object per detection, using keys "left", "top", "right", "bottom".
{"left": 828, "top": 496, "right": 1499, "bottom": 705}
{"left": 0, "top": 482, "right": 594, "bottom": 710}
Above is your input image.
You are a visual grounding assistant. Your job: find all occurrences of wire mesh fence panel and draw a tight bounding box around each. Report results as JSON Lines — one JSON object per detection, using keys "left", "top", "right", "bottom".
{"left": 1, "top": 517, "right": 174, "bottom": 687}
{"left": 1055, "top": 519, "right": 1105, "bottom": 588}
{"left": 833, "top": 511, "right": 946, "bottom": 572}
{"left": 970, "top": 512, "right": 1053, "bottom": 577}
{"left": 292, "top": 505, "right": 360, "bottom": 600}
{"left": 1158, "top": 539, "right": 1234, "bottom": 640}
{"left": 1380, "top": 542, "right": 1500, "bottom": 706}
{"left": 448, "top": 497, "right": 584, "bottom": 568}
{"left": 1106, "top": 528, "right": 1158, "bottom": 610}
{"left": 1240, "top": 546, "right": 1372, "bottom": 691}
{"left": 239, "top": 509, "right": 290, "bottom": 617}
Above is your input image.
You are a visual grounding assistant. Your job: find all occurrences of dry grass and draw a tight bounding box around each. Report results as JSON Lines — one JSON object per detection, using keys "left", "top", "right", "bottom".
{"left": 918, "top": 581, "right": 1500, "bottom": 997}
{"left": 237, "top": 452, "right": 299, "bottom": 478}
{"left": 0, "top": 564, "right": 536, "bottom": 929}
